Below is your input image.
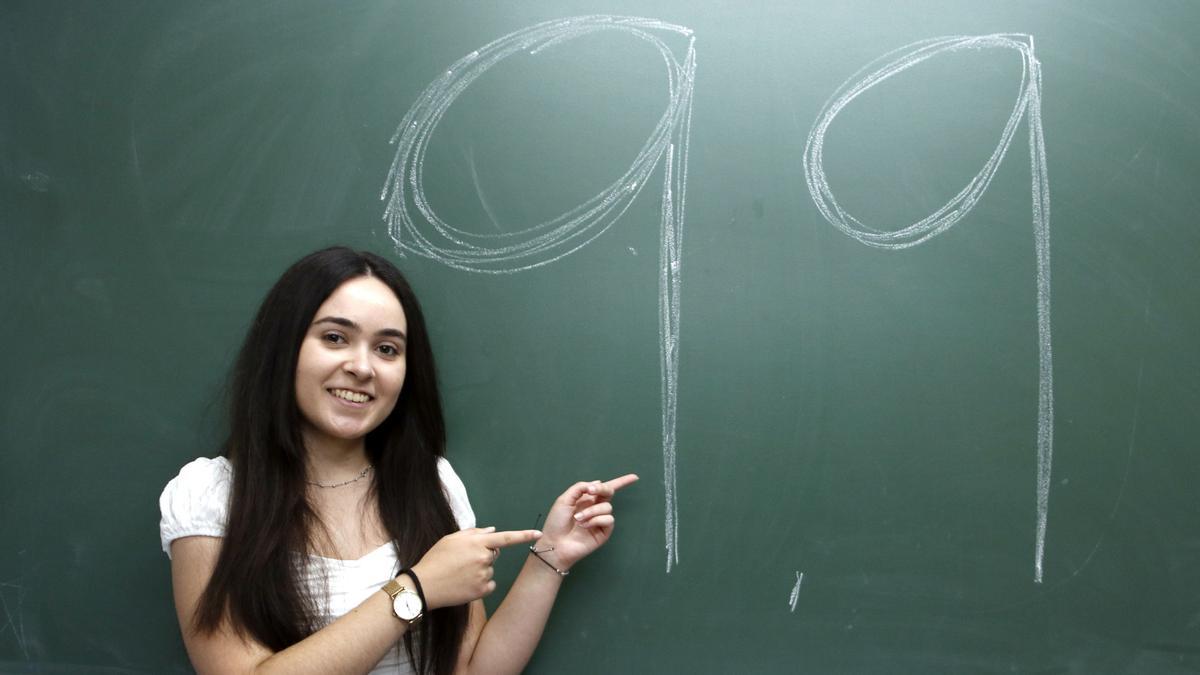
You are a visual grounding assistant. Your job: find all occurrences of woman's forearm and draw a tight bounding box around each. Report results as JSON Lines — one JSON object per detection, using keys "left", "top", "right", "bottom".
{"left": 252, "top": 589, "right": 411, "bottom": 675}
{"left": 461, "top": 475, "right": 637, "bottom": 674}
{"left": 172, "top": 537, "right": 413, "bottom": 675}
{"left": 463, "top": 552, "right": 566, "bottom": 675}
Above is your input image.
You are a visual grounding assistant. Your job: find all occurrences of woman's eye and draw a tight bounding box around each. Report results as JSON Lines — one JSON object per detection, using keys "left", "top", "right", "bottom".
{"left": 378, "top": 344, "right": 399, "bottom": 357}
{"left": 322, "top": 332, "right": 346, "bottom": 344}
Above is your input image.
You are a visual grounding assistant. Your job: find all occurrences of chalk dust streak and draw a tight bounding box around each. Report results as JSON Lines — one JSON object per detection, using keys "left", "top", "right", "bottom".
{"left": 788, "top": 571, "right": 804, "bottom": 612}
{"left": 381, "top": 15, "right": 697, "bottom": 572}
{"left": 0, "top": 580, "right": 29, "bottom": 660}
{"left": 802, "top": 34, "right": 1054, "bottom": 582}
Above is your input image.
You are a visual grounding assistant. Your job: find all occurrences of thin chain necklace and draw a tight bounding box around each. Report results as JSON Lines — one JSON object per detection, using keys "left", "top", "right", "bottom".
{"left": 306, "top": 465, "right": 372, "bottom": 489}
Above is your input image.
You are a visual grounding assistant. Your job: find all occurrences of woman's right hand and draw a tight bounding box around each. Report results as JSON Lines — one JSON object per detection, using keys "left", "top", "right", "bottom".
{"left": 410, "top": 527, "right": 542, "bottom": 609}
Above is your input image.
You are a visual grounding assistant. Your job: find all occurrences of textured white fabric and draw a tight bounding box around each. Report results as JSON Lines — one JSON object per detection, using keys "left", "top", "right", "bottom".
{"left": 159, "top": 455, "right": 476, "bottom": 674}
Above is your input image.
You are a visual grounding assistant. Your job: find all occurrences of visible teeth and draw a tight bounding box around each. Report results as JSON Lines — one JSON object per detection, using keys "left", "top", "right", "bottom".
{"left": 331, "top": 389, "right": 370, "bottom": 403}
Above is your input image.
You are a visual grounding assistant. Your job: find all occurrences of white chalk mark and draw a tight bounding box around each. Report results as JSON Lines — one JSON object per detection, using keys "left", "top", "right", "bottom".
{"left": 382, "top": 15, "right": 697, "bottom": 572}
{"left": 788, "top": 571, "right": 804, "bottom": 612}
{"left": 0, "top": 580, "right": 29, "bottom": 660}
{"left": 463, "top": 145, "right": 505, "bottom": 233}
{"left": 802, "top": 34, "right": 1054, "bottom": 582}
{"left": 1066, "top": 298, "right": 1150, "bottom": 579}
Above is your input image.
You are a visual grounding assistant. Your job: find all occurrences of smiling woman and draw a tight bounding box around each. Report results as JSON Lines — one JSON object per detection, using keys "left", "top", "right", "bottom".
{"left": 157, "top": 247, "right": 637, "bottom": 675}
{"left": 294, "top": 276, "right": 410, "bottom": 453}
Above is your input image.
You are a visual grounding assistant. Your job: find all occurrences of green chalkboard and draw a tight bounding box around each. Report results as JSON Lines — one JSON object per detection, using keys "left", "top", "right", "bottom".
{"left": 3, "top": 0, "right": 1198, "bottom": 672}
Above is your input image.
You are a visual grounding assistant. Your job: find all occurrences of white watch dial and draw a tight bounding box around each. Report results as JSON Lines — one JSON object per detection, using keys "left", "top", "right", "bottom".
{"left": 393, "top": 590, "right": 422, "bottom": 621}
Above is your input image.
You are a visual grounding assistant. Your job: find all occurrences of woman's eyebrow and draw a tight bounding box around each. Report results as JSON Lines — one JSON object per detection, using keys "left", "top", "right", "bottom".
{"left": 313, "top": 316, "right": 406, "bottom": 341}
{"left": 313, "top": 316, "right": 358, "bottom": 330}
{"left": 378, "top": 328, "right": 407, "bottom": 342}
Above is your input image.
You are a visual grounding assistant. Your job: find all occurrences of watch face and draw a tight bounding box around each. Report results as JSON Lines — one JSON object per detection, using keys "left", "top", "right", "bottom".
{"left": 393, "top": 590, "right": 423, "bottom": 621}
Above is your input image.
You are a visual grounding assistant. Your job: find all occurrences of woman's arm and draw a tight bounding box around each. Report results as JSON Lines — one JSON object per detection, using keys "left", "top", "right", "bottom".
{"left": 449, "top": 475, "right": 639, "bottom": 675}
{"left": 171, "top": 527, "right": 541, "bottom": 675}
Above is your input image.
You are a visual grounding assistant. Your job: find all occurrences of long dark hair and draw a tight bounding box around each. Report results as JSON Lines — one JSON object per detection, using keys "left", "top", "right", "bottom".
{"left": 195, "top": 246, "right": 467, "bottom": 674}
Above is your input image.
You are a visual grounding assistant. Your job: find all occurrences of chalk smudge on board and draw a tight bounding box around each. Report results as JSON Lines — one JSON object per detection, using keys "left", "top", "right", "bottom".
{"left": 0, "top": 579, "right": 30, "bottom": 660}
{"left": 463, "top": 144, "right": 505, "bottom": 233}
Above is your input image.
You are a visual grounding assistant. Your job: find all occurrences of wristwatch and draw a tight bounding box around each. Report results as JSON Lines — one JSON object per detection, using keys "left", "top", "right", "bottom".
{"left": 382, "top": 578, "right": 424, "bottom": 624}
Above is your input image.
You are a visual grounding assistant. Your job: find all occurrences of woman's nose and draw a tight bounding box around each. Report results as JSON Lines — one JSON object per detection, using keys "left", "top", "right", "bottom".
{"left": 342, "top": 349, "right": 373, "bottom": 379}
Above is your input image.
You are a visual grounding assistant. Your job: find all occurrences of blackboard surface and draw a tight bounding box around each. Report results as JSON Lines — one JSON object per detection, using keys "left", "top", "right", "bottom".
{"left": 3, "top": 1, "right": 1198, "bottom": 672}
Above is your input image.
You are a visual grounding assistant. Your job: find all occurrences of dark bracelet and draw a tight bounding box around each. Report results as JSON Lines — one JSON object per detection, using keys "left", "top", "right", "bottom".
{"left": 529, "top": 545, "right": 570, "bottom": 576}
{"left": 399, "top": 567, "right": 428, "bottom": 609}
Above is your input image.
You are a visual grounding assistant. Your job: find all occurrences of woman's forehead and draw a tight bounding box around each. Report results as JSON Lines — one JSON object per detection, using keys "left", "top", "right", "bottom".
{"left": 315, "top": 276, "right": 406, "bottom": 327}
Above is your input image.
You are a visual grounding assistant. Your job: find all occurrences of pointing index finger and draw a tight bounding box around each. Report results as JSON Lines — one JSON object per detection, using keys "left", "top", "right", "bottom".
{"left": 479, "top": 529, "right": 543, "bottom": 549}
{"left": 603, "top": 473, "right": 639, "bottom": 493}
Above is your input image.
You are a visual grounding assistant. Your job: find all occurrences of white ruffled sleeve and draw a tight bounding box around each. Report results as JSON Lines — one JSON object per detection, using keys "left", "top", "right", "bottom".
{"left": 159, "top": 457, "right": 233, "bottom": 559}
{"left": 437, "top": 457, "right": 476, "bottom": 530}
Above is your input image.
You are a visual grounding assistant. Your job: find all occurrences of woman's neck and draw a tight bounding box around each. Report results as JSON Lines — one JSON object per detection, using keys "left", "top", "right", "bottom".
{"left": 301, "top": 432, "right": 370, "bottom": 485}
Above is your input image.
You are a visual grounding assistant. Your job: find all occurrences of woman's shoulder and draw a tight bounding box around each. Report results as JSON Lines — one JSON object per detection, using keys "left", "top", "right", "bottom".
{"left": 435, "top": 455, "right": 461, "bottom": 484}
{"left": 175, "top": 455, "right": 232, "bottom": 480}
{"left": 159, "top": 456, "right": 233, "bottom": 558}
{"left": 163, "top": 456, "right": 233, "bottom": 498}
{"left": 435, "top": 456, "right": 476, "bottom": 530}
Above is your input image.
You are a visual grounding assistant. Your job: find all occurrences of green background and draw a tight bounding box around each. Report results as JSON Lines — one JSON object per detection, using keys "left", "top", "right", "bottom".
{"left": 2, "top": 0, "right": 1198, "bottom": 672}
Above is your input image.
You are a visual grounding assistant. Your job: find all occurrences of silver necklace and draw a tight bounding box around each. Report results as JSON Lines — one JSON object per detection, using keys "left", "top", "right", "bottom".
{"left": 306, "top": 465, "right": 372, "bottom": 489}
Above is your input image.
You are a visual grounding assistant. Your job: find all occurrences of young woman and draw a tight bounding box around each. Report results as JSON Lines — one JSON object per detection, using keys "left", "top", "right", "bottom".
{"left": 159, "top": 246, "right": 637, "bottom": 674}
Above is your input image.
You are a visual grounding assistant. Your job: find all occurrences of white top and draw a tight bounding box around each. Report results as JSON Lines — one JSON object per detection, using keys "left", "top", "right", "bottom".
{"left": 159, "top": 456, "right": 476, "bottom": 674}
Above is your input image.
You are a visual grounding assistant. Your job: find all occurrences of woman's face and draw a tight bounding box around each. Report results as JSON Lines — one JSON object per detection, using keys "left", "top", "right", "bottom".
{"left": 294, "top": 275, "right": 408, "bottom": 452}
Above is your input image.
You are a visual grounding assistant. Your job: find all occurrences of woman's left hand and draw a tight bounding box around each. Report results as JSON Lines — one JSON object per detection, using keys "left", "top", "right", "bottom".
{"left": 534, "top": 474, "right": 639, "bottom": 572}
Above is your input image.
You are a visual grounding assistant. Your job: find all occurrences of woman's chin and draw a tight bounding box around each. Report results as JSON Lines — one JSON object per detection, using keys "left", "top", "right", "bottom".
{"left": 305, "top": 419, "right": 378, "bottom": 447}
